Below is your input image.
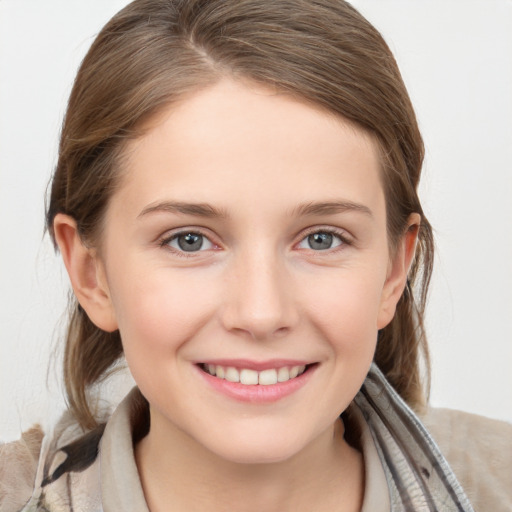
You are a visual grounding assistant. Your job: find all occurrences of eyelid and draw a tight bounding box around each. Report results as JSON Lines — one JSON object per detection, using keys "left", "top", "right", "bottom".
{"left": 158, "top": 227, "right": 221, "bottom": 255}
{"left": 295, "top": 226, "right": 353, "bottom": 250}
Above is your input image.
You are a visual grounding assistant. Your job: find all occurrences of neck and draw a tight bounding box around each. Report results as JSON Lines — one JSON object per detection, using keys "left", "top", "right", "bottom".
{"left": 135, "top": 411, "right": 364, "bottom": 512}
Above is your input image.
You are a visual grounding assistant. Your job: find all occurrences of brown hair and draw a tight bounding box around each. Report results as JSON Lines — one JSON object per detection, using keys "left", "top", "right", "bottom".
{"left": 47, "top": 0, "right": 433, "bottom": 429}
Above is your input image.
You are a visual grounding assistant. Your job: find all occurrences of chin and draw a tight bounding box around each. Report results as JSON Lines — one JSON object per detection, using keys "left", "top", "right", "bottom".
{"left": 200, "top": 427, "right": 312, "bottom": 466}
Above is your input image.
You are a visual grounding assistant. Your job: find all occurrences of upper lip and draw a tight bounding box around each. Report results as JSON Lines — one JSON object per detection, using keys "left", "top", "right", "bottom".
{"left": 196, "top": 359, "right": 314, "bottom": 371}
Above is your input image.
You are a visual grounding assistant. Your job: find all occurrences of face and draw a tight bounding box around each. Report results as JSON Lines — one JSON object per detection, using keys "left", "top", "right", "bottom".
{"left": 85, "top": 79, "right": 412, "bottom": 464}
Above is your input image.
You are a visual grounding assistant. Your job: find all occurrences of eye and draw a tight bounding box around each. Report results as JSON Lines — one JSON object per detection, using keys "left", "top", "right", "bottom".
{"left": 297, "top": 231, "right": 345, "bottom": 251}
{"left": 166, "top": 232, "right": 215, "bottom": 252}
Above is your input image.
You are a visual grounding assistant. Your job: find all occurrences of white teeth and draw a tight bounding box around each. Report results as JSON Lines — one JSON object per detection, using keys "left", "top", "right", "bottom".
{"left": 225, "top": 367, "right": 240, "bottom": 383}
{"left": 277, "top": 367, "right": 290, "bottom": 382}
{"left": 259, "top": 369, "right": 278, "bottom": 385}
{"left": 289, "top": 366, "right": 299, "bottom": 378}
{"left": 205, "top": 364, "right": 309, "bottom": 385}
{"left": 240, "top": 369, "right": 259, "bottom": 385}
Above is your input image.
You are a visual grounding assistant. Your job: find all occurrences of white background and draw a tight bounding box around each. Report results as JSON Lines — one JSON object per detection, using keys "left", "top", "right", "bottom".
{"left": 1, "top": 0, "right": 511, "bottom": 441}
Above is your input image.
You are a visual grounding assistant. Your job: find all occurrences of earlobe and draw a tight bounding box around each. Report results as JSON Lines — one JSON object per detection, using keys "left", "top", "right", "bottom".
{"left": 53, "top": 213, "right": 118, "bottom": 332}
{"left": 377, "top": 214, "right": 420, "bottom": 329}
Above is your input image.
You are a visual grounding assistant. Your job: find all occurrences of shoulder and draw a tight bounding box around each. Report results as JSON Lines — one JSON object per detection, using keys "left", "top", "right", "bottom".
{"left": 0, "top": 412, "right": 107, "bottom": 511}
{"left": 0, "top": 425, "right": 44, "bottom": 511}
{"left": 421, "top": 407, "right": 512, "bottom": 512}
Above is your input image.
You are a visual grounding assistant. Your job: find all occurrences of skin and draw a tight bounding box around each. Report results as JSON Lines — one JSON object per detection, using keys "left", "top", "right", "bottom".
{"left": 54, "top": 79, "right": 419, "bottom": 511}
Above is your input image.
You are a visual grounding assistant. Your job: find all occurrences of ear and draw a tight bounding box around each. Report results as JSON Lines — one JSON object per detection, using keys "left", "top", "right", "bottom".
{"left": 377, "top": 213, "right": 420, "bottom": 329}
{"left": 53, "top": 213, "right": 118, "bottom": 332}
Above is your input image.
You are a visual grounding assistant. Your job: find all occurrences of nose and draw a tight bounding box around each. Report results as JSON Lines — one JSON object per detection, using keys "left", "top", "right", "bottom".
{"left": 220, "top": 248, "right": 299, "bottom": 340}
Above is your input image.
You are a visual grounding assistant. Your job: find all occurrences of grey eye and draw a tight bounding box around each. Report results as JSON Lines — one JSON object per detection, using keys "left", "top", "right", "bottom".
{"left": 298, "top": 232, "right": 343, "bottom": 251}
{"left": 308, "top": 232, "right": 333, "bottom": 250}
{"left": 169, "top": 233, "right": 214, "bottom": 252}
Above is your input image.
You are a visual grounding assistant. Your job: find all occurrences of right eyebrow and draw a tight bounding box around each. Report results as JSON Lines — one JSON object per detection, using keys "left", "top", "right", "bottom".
{"left": 137, "top": 201, "right": 229, "bottom": 219}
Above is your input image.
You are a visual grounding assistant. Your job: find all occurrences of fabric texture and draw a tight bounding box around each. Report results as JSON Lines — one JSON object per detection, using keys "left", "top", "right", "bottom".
{"left": 422, "top": 407, "right": 512, "bottom": 512}
{"left": 2, "top": 364, "right": 509, "bottom": 511}
{"left": 355, "top": 367, "right": 473, "bottom": 511}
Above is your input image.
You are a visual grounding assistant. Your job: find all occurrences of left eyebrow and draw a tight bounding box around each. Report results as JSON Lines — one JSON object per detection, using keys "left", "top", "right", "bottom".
{"left": 292, "top": 200, "right": 373, "bottom": 218}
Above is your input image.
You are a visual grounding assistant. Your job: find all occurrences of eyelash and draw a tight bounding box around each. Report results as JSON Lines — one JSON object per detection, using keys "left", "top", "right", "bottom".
{"left": 297, "top": 226, "right": 353, "bottom": 253}
{"left": 158, "top": 229, "right": 218, "bottom": 259}
{"left": 158, "top": 226, "right": 352, "bottom": 257}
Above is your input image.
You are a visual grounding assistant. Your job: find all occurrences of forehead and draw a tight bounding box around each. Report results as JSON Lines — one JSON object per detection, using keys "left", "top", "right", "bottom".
{"left": 115, "top": 79, "right": 384, "bottom": 218}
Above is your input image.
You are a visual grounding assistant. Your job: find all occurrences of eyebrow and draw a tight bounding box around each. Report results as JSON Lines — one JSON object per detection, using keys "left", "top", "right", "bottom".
{"left": 138, "top": 201, "right": 228, "bottom": 219}
{"left": 292, "top": 200, "right": 373, "bottom": 218}
{"left": 138, "top": 199, "right": 372, "bottom": 220}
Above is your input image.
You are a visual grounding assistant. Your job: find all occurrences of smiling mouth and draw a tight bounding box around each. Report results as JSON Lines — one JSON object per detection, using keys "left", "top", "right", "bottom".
{"left": 199, "top": 363, "right": 313, "bottom": 386}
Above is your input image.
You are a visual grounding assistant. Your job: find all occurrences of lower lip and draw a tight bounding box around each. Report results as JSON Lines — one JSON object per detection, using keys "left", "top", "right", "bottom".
{"left": 197, "top": 365, "right": 316, "bottom": 403}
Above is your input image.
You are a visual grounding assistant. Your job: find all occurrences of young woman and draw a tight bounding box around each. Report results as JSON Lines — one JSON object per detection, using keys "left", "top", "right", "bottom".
{"left": 1, "top": 1, "right": 510, "bottom": 511}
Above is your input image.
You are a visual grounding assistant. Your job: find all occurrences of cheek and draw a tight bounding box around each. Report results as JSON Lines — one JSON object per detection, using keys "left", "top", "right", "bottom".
{"left": 302, "top": 268, "right": 385, "bottom": 352}
{"left": 109, "top": 267, "right": 219, "bottom": 360}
